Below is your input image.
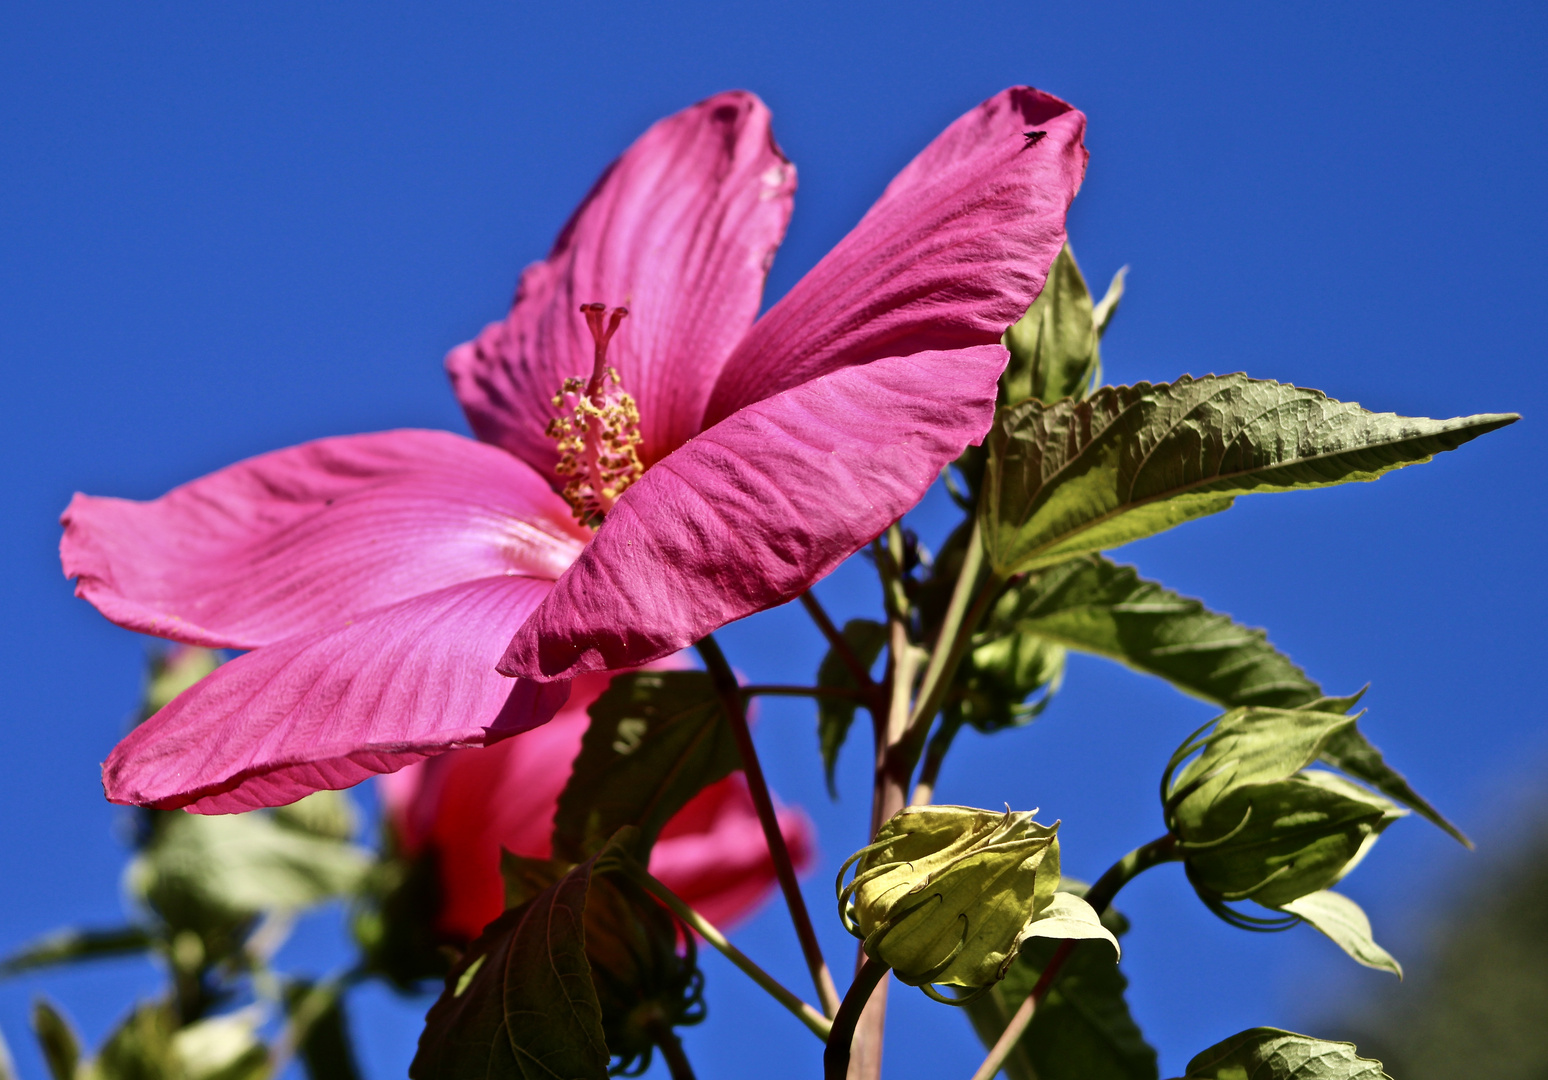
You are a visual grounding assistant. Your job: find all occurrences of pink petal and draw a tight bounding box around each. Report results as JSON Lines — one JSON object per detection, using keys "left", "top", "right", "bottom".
{"left": 500, "top": 344, "right": 1006, "bottom": 679}
{"left": 702, "top": 87, "right": 1086, "bottom": 424}
{"left": 62, "top": 430, "right": 586, "bottom": 650}
{"left": 102, "top": 576, "right": 570, "bottom": 814}
{"left": 447, "top": 90, "right": 797, "bottom": 477}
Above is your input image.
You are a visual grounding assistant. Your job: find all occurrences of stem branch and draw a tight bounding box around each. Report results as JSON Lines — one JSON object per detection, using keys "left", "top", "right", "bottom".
{"left": 696, "top": 635, "right": 841, "bottom": 1018}
{"left": 823, "top": 958, "right": 891, "bottom": 1080}
{"left": 967, "top": 835, "right": 1179, "bottom": 1080}
{"left": 621, "top": 859, "right": 832, "bottom": 1041}
{"left": 800, "top": 591, "right": 878, "bottom": 692}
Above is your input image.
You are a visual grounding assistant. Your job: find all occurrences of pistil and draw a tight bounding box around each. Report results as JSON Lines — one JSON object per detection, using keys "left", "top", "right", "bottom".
{"left": 546, "top": 303, "right": 645, "bottom": 527}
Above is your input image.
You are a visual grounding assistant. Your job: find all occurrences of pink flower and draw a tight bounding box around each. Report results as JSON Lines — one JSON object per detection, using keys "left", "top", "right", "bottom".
{"left": 61, "top": 88, "right": 1086, "bottom": 813}
{"left": 380, "top": 673, "right": 814, "bottom": 942}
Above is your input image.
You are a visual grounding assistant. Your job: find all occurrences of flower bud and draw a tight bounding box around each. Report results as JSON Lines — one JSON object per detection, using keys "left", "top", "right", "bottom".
{"left": 1163, "top": 709, "right": 1406, "bottom": 915}
{"left": 837, "top": 806, "right": 1063, "bottom": 996}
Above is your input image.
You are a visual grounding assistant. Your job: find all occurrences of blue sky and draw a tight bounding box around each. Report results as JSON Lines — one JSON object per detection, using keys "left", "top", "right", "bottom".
{"left": 2, "top": 2, "right": 1544, "bottom": 1077}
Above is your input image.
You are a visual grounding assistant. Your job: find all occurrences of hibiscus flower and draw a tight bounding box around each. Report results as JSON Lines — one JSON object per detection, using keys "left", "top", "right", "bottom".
{"left": 380, "top": 673, "right": 814, "bottom": 942}
{"left": 61, "top": 87, "right": 1086, "bottom": 813}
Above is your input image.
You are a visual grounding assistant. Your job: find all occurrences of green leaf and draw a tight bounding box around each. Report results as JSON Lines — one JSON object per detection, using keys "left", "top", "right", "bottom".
{"left": 272, "top": 790, "right": 359, "bottom": 842}
{"left": 1172, "top": 1027, "right": 1391, "bottom": 1079}
{"left": 0, "top": 1025, "right": 18, "bottom": 1080}
{"left": 1000, "top": 556, "right": 1322, "bottom": 709}
{"left": 1092, "top": 266, "right": 1127, "bottom": 340}
{"left": 141, "top": 647, "right": 221, "bottom": 721}
{"left": 1020, "top": 892, "right": 1121, "bottom": 959}
{"left": 1002, "top": 245, "right": 1103, "bottom": 405}
{"left": 965, "top": 895, "right": 1156, "bottom": 1080}
{"left": 167, "top": 1009, "right": 268, "bottom": 1080}
{"left": 0, "top": 927, "right": 155, "bottom": 978}
{"left": 287, "top": 981, "right": 364, "bottom": 1080}
{"left": 1167, "top": 709, "right": 1357, "bottom": 808}
{"left": 1318, "top": 724, "right": 1468, "bottom": 846}
{"left": 1278, "top": 890, "right": 1401, "bottom": 978}
{"left": 31, "top": 998, "right": 81, "bottom": 1080}
{"left": 980, "top": 374, "right": 1516, "bottom": 576}
{"left": 129, "top": 810, "right": 372, "bottom": 928}
{"left": 816, "top": 619, "right": 887, "bottom": 796}
{"left": 410, "top": 854, "right": 610, "bottom": 1080}
{"left": 552, "top": 671, "right": 740, "bottom": 862}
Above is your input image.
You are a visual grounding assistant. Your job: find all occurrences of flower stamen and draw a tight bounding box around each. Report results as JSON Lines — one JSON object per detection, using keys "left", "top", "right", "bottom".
{"left": 546, "top": 303, "right": 644, "bottom": 527}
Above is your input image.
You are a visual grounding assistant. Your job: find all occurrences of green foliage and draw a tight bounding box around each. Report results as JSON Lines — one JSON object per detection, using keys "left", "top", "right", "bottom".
{"left": 352, "top": 846, "right": 451, "bottom": 990}
{"left": 946, "top": 626, "right": 1065, "bottom": 733}
{"left": 980, "top": 374, "right": 1516, "bottom": 576}
{"left": 964, "top": 895, "right": 1156, "bottom": 1080}
{"left": 285, "top": 982, "right": 363, "bottom": 1080}
{"left": 1171, "top": 1028, "right": 1390, "bottom": 1079}
{"left": 1, "top": 927, "right": 155, "bottom": 978}
{"left": 553, "top": 670, "right": 740, "bottom": 863}
{"left": 815, "top": 618, "right": 887, "bottom": 795}
{"left": 411, "top": 854, "right": 610, "bottom": 1080}
{"left": 1278, "top": 891, "right": 1401, "bottom": 977}
{"left": 998, "top": 556, "right": 1321, "bottom": 709}
{"left": 1318, "top": 723, "right": 1467, "bottom": 845}
{"left": 32, "top": 998, "right": 82, "bottom": 1080}
{"left": 1002, "top": 245, "right": 1124, "bottom": 405}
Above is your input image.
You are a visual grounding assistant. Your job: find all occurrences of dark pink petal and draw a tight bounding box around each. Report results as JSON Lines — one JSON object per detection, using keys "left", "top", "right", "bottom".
{"left": 447, "top": 90, "right": 796, "bottom": 477}
{"left": 499, "top": 344, "right": 1005, "bottom": 679}
{"left": 702, "top": 87, "right": 1086, "bottom": 425}
{"left": 61, "top": 430, "right": 586, "bottom": 650}
{"left": 103, "top": 576, "right": 570, "bottom": 814}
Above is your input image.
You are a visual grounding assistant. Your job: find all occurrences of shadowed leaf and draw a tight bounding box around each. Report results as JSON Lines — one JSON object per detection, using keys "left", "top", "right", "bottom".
{"left": 30, "top": 998, "right": 80, "bottom": 1080}
{"left": 1319, "top": 725, "right": 1468, "bottom": 846}
{"left": 1003, "top": 245, "right": 1108, "bottom": 405}
{"left": 0, "top": 927, "right": 155, "bottom": 978}
{"left": 411, "top": 854, "right": 609, "bottom": 1080}
{"left": 981, "top": 375, "right": 1516, "bottom": 576}
{"left": 816, "top": 619, "right": 886, "bottom": 796}
{"left": 553, "top": 671, "right": 740, "bottom": 862}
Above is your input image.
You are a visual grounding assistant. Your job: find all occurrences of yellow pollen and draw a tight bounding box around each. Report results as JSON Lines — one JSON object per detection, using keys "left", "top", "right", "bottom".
{"left": 546, "top": 304, "right": 644, "bottom": 527}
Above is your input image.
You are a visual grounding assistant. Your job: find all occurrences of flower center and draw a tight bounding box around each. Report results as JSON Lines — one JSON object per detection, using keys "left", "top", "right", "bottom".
{"left": 546, "top": 303, "right": 645, "bottom": 527}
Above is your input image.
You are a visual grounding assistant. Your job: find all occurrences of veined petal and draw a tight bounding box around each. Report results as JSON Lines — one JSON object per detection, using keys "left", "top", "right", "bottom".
{"left": 499, "top": 343, "right": 1006, "bottom": 679}
{"left": 703, "top": 87, "right": 1086, "bottom": 424}
{"left": 448, "top": 90, "right": 796, "bottom": 478}
{"left": 61, "top": 430, "right": 586, "bottom": 650}
{"left": 103, "top": 576, "right": 570, "bottom": 814}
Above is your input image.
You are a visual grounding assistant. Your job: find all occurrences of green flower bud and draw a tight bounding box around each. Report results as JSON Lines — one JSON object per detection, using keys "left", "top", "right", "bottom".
{"left": 1163, "top": 709, "right": 1406, "bottom": 918}
{"left": 837, "top": 806, "right": 1068, "bottom": 998}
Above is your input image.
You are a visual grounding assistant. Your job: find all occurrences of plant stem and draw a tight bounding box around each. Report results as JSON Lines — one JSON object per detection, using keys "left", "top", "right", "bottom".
{"left": 621, "top": 859, "right": 832, "bottom": 1041}
{"left": 648, "top": 1021, "right": 697, "bottom": 1080}
{"left": 695, "top": 635, "right": 842, "bottom": 1018}
{"left": 908, "top": 518, "right": 995, "bottom": 735}
{"left": 800, "top": 591, "right": 879, "bottom": 692}
{"left": 910, "top": 714, "right": 965, "bottom": 806}
{"left": 823, "top": 957, "right": 891, "bottom": 1080}
{"left": 967, "top": 835, "right": 1180, "bottom": 1080}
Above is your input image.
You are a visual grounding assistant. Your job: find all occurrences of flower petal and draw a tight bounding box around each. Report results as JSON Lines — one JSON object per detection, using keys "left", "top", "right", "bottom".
{"left": 448, "top": 90, "right": 797, "bottom": 477}
{"left": 103, "top": 576, "right": 570, "bottom": 814}
{"left": 61, "top": 430, "right": 586, "bottom": 650}
{"left": 702, "top": 87, "right": 1086, "bottom": 424}
{"left": 499, "top": 343, "right": 1006, "bottom": 679}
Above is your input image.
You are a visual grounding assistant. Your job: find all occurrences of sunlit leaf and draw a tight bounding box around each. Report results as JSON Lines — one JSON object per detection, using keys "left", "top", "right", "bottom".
{"left": 1000, "top": 556, "right": 1321, "bottom": 709}
{"left": 552, "top": 671, "right": 740, "bottom": 862}
{"left": 1092, "top": 265, "right": 1127, "bottom": 340}
{"left": 981, "top": 375, "right": 1516, "bottom": 576}
{"left": 1279, "top": 890, "right": 1401, "bottom": 977}
{"left": 815, "top": 619, "right": 886, "bottom": 797}
{"left": 1002, "top": 244, "right": 1104, "bottom": 405}
{"left": 1171, "top": 1027, "right": 1391, "bottom": 1079}
{"left": 411, "top": 855, "right": 609, "bottom": 1080}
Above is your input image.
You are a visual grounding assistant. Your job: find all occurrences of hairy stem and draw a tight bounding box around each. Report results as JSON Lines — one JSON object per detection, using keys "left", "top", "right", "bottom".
{"left": 695, "top": 635, "right": 842, "bottom": 1018}
{"left": 621, "top": 859, "right": 832, "bottom": 1041}
{"left": 824, "top": 957, "right": 891, "bottom": 1080}
{"left": 967, "top": 835, "right": 1180, "bottom": 1080}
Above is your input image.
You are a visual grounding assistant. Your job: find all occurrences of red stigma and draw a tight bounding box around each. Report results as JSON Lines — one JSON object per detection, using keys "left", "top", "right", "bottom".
{"left": 581, "top": 303, "right": 629, "bottom": 394}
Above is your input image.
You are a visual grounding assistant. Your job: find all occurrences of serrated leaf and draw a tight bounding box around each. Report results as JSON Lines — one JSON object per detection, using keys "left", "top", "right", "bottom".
{"left": 1001, "top": 556, "right": 1322, "bottom": 709}
{"left": 0, "top": 927, "right": 155, "bottom": 978}
{"left": 1002, "top": 245, "right": 1102, "bottom": 405}
{"left": 1278, "top": 890, "right": 1401, "bottom": 977}
{"left": 965, "top": 897, "right": 1155, "bottom": 1080}
{"left": 981, "top": 374, "right": 1516, "bottom": 576}
{"left": 410, "top": 855, "right": 609, "bottom": 1080}
{"left": 552, "top": 671, "right": 740, "bottom": 863}
{"left": 1319, "top": 725, "right": 1468, "bottom": 846}
{"left": 816, "top": 619, "right": 886, "bottom": 797}
{"left": 1172, "top": 1027, "right": 1391, "bottom": 1079}
{"left": 31, "top": 998, "right": 81, "bottom": 1080}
